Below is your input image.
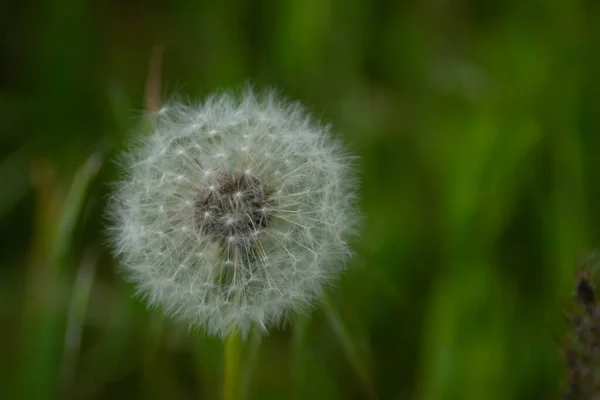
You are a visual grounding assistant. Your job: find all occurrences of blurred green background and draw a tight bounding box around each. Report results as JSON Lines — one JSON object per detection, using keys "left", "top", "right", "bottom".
{"left": 1, "top": 0, "right": 599, "bottom": 399}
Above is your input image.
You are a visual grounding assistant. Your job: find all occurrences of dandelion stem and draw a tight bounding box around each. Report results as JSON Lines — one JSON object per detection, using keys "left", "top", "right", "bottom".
{"left": 223, "top": 331, "right": 241, "bottom": 400}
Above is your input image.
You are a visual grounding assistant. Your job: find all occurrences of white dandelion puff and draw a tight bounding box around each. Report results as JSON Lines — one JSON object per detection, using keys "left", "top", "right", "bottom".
{"left": 108, "top": 88, "right": 360, "bottom": 338}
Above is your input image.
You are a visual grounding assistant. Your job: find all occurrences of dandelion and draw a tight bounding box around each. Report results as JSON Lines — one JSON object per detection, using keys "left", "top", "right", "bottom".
{"left": 108, "top": 88, "right": 359, "bottom": 338}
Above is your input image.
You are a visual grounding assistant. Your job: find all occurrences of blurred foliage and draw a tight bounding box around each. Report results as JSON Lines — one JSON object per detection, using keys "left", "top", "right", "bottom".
{"left": 1, "top": 0, "right": 599, "bottom": 399}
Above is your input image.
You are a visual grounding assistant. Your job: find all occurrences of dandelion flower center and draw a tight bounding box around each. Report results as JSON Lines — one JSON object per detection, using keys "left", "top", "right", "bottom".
{"left": 194, "top": 174, "right": 274, "bottom": 245}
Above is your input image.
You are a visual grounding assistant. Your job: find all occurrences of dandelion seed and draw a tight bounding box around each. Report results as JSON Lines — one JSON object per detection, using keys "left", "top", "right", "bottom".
{"left": 108, "top": 88, "right": 360, "bottom": 338}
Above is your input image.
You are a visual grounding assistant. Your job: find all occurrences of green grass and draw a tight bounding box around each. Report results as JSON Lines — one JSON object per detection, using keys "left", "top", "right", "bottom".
{"left": 1, "top": 0, "right": 598, "bottom": 398}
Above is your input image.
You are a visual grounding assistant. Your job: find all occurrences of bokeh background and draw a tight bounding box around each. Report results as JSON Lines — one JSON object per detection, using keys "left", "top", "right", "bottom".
{"left": 1, "top": 0, "right": 599, "bottom": 399}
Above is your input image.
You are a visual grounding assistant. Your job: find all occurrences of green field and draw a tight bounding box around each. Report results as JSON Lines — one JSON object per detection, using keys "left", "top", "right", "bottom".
{"left": 1, "top": 1, "right": 599, "bottom": 399}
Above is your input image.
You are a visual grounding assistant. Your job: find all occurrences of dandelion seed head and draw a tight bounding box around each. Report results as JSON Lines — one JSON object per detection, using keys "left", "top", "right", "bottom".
{"left": 108, "top": 88, "right": 360, "bottom": 338}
